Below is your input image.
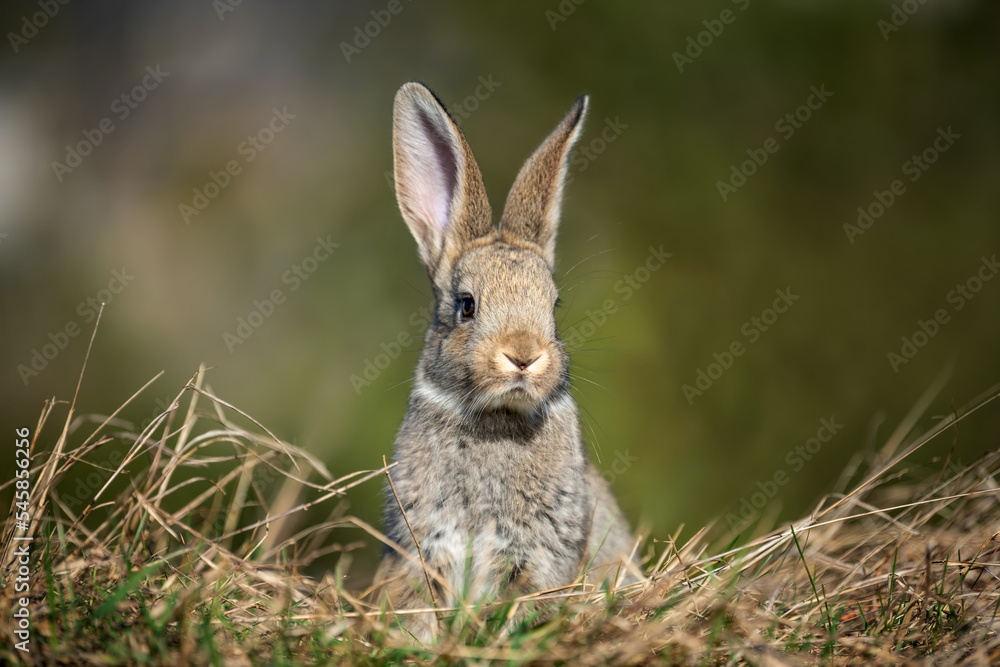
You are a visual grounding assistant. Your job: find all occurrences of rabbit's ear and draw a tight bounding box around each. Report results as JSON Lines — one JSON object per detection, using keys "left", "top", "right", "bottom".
{"left": 393, "top": 82, "right": 493, "bottom": 278}
{"left": 499, "top": 95, "right": 588, "bottom": 269}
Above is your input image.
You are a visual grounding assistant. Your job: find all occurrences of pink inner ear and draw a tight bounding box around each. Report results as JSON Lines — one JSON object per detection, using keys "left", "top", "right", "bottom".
{"left": 406, "top": 108, "right": 460, "bottom": 233}
{"left": 408, "top": 166, "right": 452, "bottom": 235}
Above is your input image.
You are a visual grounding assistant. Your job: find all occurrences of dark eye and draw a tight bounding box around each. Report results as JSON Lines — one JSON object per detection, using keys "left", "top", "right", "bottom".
{"left": 458, "top": 294, "right": 476, "bottom": 320}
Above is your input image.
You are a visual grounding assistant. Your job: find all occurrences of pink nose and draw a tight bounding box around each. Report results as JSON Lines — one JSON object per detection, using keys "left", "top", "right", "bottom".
{"left": 503, "top": 353, "right": 539, "bottom": 371}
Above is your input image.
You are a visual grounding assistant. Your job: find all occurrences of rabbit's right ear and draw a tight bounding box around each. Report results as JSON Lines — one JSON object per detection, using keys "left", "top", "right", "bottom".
{"left": 393, "top": 83, "right": 493, "bottom": 280}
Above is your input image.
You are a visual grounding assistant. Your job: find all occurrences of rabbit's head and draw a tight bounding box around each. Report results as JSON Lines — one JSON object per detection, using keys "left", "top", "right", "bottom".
{"left": 392, "top": 82, "right": 587, "bottom": 415}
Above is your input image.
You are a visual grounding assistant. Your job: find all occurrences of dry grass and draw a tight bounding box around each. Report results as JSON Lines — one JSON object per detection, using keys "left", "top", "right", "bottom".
{"left": 1, "top": 343, "right": 998, "bottom": 665}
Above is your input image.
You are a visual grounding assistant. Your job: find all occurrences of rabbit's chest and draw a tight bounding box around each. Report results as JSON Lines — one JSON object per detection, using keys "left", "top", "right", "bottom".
{"left": 413, "top": 439, "right": 590, "bottom": 577}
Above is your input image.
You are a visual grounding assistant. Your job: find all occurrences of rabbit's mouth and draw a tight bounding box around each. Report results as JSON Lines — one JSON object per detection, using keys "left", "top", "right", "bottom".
{"left": 505, "top": 384, "right": 532, "bottom": 400}
{"left": 480, "top": 379, "right": 551, "bottom": 414}
{"left": 489, "top": 387, "right": 539, "bottom": 413}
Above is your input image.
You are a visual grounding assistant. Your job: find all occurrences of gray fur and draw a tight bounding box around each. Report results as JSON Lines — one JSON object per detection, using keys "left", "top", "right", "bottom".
{"left": 374, "top": 82, "right": 633, "bottom": 638}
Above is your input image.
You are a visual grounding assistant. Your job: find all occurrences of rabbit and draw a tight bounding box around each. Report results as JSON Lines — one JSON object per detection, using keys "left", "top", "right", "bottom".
{"left": 372, "top": 82, "right": 634, "bottom": 640}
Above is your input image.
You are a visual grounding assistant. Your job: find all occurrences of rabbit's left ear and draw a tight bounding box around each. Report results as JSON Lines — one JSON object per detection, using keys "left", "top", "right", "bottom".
{"left": 499, "top": 95, "right": 588, "bottom": 269}
{"left": 393, "top": 82, "right": 494, "bottom": 282}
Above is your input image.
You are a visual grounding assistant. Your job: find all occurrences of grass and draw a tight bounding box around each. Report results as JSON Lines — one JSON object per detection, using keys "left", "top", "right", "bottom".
{"left": 1, "top": 338, "right": 999, "bottom": 664}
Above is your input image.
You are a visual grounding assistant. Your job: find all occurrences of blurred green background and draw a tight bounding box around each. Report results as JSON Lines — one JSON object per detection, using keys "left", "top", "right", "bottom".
{"left": 2, "top": 1, "right": 998, "bottom": 579}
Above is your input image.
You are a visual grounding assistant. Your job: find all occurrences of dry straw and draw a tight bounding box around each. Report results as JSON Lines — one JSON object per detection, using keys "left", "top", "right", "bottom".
{"left": 1, "top": 320, "right": 998, "bottom": 664}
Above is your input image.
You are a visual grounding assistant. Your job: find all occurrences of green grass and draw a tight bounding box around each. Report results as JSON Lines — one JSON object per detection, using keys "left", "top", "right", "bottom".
{"left": 1, "top": 358, "right": 999, "bottom": 665}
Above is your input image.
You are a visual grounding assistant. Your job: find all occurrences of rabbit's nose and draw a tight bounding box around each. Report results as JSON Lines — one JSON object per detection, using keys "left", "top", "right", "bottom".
{"left": 503, "top": 353, "right": 540, "bottom": 371}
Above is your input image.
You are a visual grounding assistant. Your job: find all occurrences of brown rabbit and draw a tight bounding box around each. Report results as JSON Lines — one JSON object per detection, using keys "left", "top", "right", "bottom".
{"left": 373, "top": 82, "right": 633, "bottom": 639}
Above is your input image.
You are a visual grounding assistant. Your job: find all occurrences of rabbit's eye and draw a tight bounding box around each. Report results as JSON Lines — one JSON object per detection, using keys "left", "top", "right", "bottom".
{"left": 458, "top": 294, "right": 476, "bottom": 320}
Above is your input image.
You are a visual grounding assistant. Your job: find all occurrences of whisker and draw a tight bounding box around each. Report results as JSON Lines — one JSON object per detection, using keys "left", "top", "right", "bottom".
{"left": 556, "top": 247, "right": 616, "bottom": 283}
{"left": 384, "top": 376, "right": 417, "bottom": 393}
{"left": 568, "top": 373, "right": 609, "bottom": 393}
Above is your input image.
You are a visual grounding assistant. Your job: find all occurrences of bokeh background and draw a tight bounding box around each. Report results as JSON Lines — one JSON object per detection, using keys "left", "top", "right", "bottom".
{"left": 2, "top": 1, "right": 998, "bottom": 580}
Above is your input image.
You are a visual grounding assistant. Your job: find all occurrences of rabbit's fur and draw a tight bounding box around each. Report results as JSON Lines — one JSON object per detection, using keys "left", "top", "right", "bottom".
{"left": 374, "top": 82, "right": 633, "bottom": 638}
